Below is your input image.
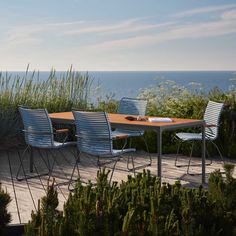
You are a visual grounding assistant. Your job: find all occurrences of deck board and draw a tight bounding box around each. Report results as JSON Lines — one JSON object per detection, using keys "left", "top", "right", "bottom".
{"left": 0, "top": 148, "right": 235, "bottom": 224}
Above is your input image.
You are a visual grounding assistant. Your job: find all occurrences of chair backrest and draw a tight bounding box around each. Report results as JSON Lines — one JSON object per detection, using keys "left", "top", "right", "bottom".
{"left": 118, "top": 97, "right": 147, "bottom": 116}
{"left": 204, "top": 101, "right": 224, "bottom": 140}
{"left": 72, "top": 111, "right": 113, "bottom": 156}
{"left": 19, "top": 107, "right": 54, "bottom": 148}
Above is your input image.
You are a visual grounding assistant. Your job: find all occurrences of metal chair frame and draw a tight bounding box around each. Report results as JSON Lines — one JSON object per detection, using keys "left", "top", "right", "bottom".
{"left": 17, "top": 107, "right": 77, "bottom": 184}
{"left": 112, "top": 97, "right": 152, "bottom": 170}
{"left": 69, "top": 111, "right": 136, "bottom": 190}
{"left": 175, "top": 101, "right": 224, "bottom": 174}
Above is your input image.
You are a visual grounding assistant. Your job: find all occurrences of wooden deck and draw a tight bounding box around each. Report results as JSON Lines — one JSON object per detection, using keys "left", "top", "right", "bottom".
{"left": 0, "top": 147, "right": 234, "bottom": 224}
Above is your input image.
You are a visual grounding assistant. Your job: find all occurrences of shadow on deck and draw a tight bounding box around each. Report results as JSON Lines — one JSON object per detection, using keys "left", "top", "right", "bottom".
{"left": 0, "top": 147, "right": 234, "bottom": 224}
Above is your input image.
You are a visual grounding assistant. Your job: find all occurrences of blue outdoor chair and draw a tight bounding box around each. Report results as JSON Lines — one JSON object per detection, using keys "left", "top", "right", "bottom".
{"left": 112, "top": 97, "right": 151, "bottom": 170}
{"left": 17, "top": 107, "right": 76, "bottom": 182}
{"left": 175, "top": 101, "right": 224, "bottom": 174}
{"left": 69, "top": 111, "right": 136, "bottom": 187}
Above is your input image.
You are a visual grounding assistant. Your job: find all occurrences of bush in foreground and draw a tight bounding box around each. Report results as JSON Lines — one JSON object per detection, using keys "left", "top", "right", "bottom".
{"left": 0, "top": 183, "right": 11, "bottom": 235}
{"left": 24, "top": 166, "right": 236, "bottom": 236}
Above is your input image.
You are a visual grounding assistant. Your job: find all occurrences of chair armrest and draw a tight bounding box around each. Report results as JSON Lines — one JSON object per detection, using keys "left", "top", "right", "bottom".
{"left": 76, "top": 134, "right": 113, "bottom": 141}
{"left": 54, "top": 128, "right": 69, "bottom": 134}
{"left": 205, "top": 124, "right": 218, "bottom": 127}
{"left": 113, "top": 134, "right": 128, "bottom": 140}
{"left": 23, "top": 130, "right": 53, "bottom": 135}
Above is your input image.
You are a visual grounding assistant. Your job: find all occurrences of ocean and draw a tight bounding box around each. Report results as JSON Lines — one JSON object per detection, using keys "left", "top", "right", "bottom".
{"left": 4, "top": 71, "right": 236, "bottom": 100}
{"left": 88, "top": 71, "right": 236, "bottom": 99}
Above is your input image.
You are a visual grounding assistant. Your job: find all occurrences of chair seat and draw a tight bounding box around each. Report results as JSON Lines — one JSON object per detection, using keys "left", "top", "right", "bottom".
{"left": 53, "top": 141, "right": 77, "bottom": 148}
{"left": 176, "top": 132, "right": 214, "bottom": 141}
{"left": 32, "top": 140, "right": 77, "bottom": 149}
{"left": 112, "top": 129, "right": 144, "bottom": 138}
{"left": 112, "top": 148, "right": 136, "bottom": 156}
{"left": 83, "top": 147, "right": 136, "bottom": 157}
{"left": 176, "top": 132, "right": 202, "bottom": 141}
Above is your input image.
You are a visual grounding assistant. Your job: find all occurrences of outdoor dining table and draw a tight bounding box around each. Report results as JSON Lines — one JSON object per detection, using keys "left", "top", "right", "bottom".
{"left": 49, "top": 112, "right": 206, "bottom": 184}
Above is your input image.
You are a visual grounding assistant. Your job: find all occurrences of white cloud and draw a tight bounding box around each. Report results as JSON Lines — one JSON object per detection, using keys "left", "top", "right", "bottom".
{"left": 174, "top": 4, "right": 236, "bottom": 18}
{"left": 0, "top": 17, "right": 175, "bottom": 50}
{"left": 0, "top": 19, "right": 142, "bottom": 45}
{"left": 221, "top": 9, "right": 236, "bottom": 20}
{"left": 0, "top": 20, "right": 85, "bottom": 49}
{"left": 1, "top": 3, "right": 236, "bottom": 65}
{"left": 88, "top": 11, "right": 236, "bottom": 52}
{"left": 59, "top": 19, "right": 175, "bottom": 36}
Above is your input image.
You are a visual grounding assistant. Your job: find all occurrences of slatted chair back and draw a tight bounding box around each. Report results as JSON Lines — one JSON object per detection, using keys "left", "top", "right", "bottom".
{"left": 19, "top": 107, "right": 54, "bottom": 148}
{"left": 204, "top": 101, "right": 224, "bottom": 140}
{"left": 116, "top": 97, "right": 148, "bottom": 136}
{"left": 72, "top": 111, "right": 113, "bottom": 156}
{"left": 118, "top": 97, "right": 147, "bottom": 116}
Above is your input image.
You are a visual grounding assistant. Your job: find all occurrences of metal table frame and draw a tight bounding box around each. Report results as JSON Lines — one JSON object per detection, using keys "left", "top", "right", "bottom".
{"left": 49, "top": 112, "right": 206, "bottom": 184}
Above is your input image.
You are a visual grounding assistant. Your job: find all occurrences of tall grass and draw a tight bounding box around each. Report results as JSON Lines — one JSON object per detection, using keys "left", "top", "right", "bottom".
{"left": 0, "top": 66, "right": 93, "bottom": 141}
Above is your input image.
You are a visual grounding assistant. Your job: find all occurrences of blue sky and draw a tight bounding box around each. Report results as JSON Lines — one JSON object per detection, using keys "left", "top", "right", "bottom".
{"left": 0, "top": 0, "right": 236, "bottom": 71}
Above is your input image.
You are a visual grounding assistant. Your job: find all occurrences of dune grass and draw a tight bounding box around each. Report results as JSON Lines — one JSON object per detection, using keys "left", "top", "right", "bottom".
{"left": 0, "top": 66, "right": 93, "bottom": 140}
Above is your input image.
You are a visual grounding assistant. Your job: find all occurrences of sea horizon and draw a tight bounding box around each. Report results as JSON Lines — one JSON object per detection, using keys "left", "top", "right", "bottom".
{"left": 1, "top": 70, "right": 235, "bottom": 100}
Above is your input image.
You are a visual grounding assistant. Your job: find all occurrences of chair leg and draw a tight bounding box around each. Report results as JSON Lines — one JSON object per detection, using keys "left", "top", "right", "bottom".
{"left": 48, "top": 148, "right": 80, "bottom": 188}
{"left": 68, "top": 152, "right": 81, "bottom": 191}
{"left": 16, "top": 146, "right": 30, "bottom": 181}
{"left": 127, "top": 136, "right": 152, "bottom": 171}
{"left": 205, "top": 142, "right": 212, "bottom": 166}
{"left": 142, "top": 135, "right": 152, "bottom": 166}
{"left": 187, "top": 142, "right": 195, "bottom": 174}
{"left": 16, "top": 146, "right": 49, "bottom": 181}
{"left": 130, "top": 153, "right": 135, "bottom": 176}
{"left": 210, "top": 141, "right": 224, "bottom": 163}
{"left": 175, "top": 140, "right": 197, "bottom": 168}
{"left": 37, "top": 149, "right": 52, "bottom": 172}
{"left": 175, "top": 140, "right": 182, "bottom": 167}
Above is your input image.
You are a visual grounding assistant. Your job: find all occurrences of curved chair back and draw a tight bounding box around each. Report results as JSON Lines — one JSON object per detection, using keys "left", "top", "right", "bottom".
{"left": 204, "top": 101, "right": 224, "bottom": 140}
{"left": 19, "top": 107, "right": 54, "bottom": 148}
{"left": 118, "top": 97, "right": 147, "bottom": 116}
{"left": 72, "top": 111, "right": 113, "bottom": 156}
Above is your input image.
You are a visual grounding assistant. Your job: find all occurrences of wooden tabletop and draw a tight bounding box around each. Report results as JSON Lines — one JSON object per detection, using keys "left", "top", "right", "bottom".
{"left": 49, "top": 111, "right": 204, "bottom": 131}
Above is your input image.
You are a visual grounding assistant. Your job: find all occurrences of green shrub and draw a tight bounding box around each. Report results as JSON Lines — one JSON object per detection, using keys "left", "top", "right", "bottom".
{"left": 138, "top": 80, "right": 236, "bottom": 158}
{"left": 24, "top": 167, "right": 236, "bottom": 236}
{"left": 0, "top": 183, "right": 11, "bottom": 234}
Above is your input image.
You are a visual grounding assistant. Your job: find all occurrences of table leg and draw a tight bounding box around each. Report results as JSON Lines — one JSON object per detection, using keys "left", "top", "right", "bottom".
{"left": 157, "top": 128, "right": 162, "bottom": 181}
{"left": 201, "top": 124, "right": 206, "bottom": 184}
{"left": 30, "top": 148, "right": 33, "bottom": 173}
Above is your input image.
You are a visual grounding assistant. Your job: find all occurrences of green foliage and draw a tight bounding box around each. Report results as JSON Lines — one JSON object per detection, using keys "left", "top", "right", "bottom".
{"left": 139, "top": 80, "right": 207, "bottom": 118}
{"left": 25, "top": 168, "right": 236, "bottom": 236}
{"left": 138, "top": 80, "right": 236, "bottom": 158}
{"left": 1, "top": 69, "right": 235, "bottom": 158}
{"left": 0, "top": 66, "right": 93, "bottom": 142}
{"left": 24, "top": 180, "right": 63, "bottom": 236}
{"left": 208, "top": 164, "right": 236, "bottom": 236}
{"left": 0, "top": 183, "right": 11, "bottom": 233}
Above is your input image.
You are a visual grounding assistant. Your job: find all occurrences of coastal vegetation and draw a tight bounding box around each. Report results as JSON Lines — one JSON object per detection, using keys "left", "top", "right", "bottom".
{"left": 0, "top": 68, "right": 236, "bottom": 234}
{"left": 0, "top": 67, "right": 92, "bottom": 145}
{"left": 0, "top": 68, "right": 235, "bottom": 157}
{"left": 24, "top": 166, "right": 236, "bottom": 236}
{"left": 138, "top": 79, "right": 236, "bottom": 157}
